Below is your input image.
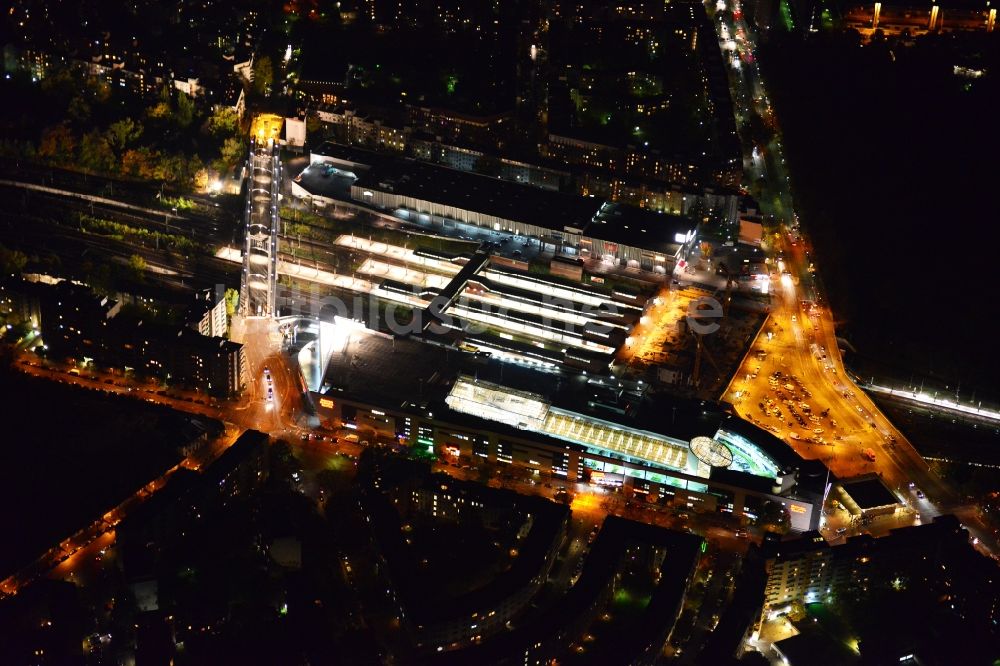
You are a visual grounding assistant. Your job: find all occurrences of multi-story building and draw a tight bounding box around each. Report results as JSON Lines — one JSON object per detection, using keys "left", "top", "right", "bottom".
{"left": 309, "top": 103, "right": 739, "bottom": 209}
{"left": 118, "top": 430, "right": 269, "bottom": 579}
{"left": 763, "top": 533, "right": 843, "bottom": 609}
{"left": 431, "top": 515, "right": 704, "bottom": 665}
{"left": 3, "top": 42, "right": 241, "bottom": 102}
{"left": 359, "top": 455, "right": 569, "bottom": 649}
{"left": 304, "top": 143, "right": 701, "bottom": 274}
{"left": 543, "top": 2, "right": 743, "bottom": 191}
{"left": 310, "top": 327, "right": 831, "bottom": 533}
{"left": 406, "top": 105, "right": 514, "bottom": 151}
{"left": 313, "top": 104, "right": 571, "bottom": 190}
{"left": 314, "top": 106, "right": 410, "bottom": 152}
{"left": 30, "top": 280, "right": 123, "bottom": 357}
{"left": 200, "top": 429, "right": 269, "bottom": 501}
{"left": 1, "top": 45, "right": 51, "bottom": 81}
{"left": 3, "top": 0, "right": 255, "bottom": 105}
{"left": 1, "top": 278, "right": 245, "bottom": 396}
{"left": 541, "top": 134, "right": 698, "bottom": 188}
{"left": 185, "top": 288, "right": 229, "bottom": 339}
{"left": 131, "top": 325, "right": 246, "bottom": 398}
{"left": 761, "top": 515, "right": 1000, "bottom": 626}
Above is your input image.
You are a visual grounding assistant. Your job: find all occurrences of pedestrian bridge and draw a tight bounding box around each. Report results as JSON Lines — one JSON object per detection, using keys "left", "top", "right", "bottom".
{"left": 239, "top": 137, "right": 281, "bottom": 317}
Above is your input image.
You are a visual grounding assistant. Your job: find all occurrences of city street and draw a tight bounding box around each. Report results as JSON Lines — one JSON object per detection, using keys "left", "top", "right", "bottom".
{"left": 1, "top": 5, "right": 993, "bottom": 623}
{"left": 710, "top": 0, "right": 995, "bottom": 553}
{"left": 0, "top": 313, "right": 317, "bottom": 598}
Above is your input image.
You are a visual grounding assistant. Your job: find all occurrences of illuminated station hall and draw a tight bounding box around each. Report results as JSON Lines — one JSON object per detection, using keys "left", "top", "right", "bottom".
{"left": 301, "top": 318, "right": 832, "bottom": 532}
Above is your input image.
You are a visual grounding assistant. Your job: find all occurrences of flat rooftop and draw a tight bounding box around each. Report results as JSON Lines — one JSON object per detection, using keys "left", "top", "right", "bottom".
{"left": 318, "top": 332, "right": 452, "bottom": 409}
{"left": 312, "top": 143, "right": 695, "bottom": 252}
{"left": 360, "top": 456, "right": 569, "bottom": 628}
{"left": 431, "top": 515, "right": 702, "bottom": 665}
{"left": 292, "top": 162, "right": 357, "bottom": 200}
{"left": 775, "top": 631, "right": 860, "bottom": 666}
{"left": 839, "top": 474, "right": 900, "bottom": 510}
{"left": 589, "top": 201, "right": 695, "bottom": 255}
{"left": 325, "top": 143, "right": 602, "bottom": 232}
{"left": 316, "top": 328, "right": 814, "bottom": 484}
{"left": 321, "top": 329, "right": 704, "bottom": 436}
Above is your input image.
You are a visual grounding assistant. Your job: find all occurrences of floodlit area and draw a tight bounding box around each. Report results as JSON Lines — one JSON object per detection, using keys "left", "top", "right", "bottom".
{"left": 542, "top": 409, "right": 690, "bottom": 471}
{"left": 335, "top": 235, "right": 462, "bottom": 275}
{"left": 355, "top": 258, "right": 609, "bottom": 330}
{"left": 472, "top": 284, "right": 627, "bottom": 330}
{"left": 481, "top": 268, "right": 629, "bottom": 311}
{"left": 344, "top": 239, "right": 631, "bottom": 355}
{"left": 250, "top": 113, "right": 284, "bottom": 142}
{"left": 445, "top": 304, "right": 618, "bottom": 354}
{"left": 445, "top": 377, "right": 691, "bottom": 472}
{"left": 453, "top": 339, "right": 560, "bottom": 371}
{"left": 445, "top": 376, "right": 550, "bottom": 430}
{"left": 624, "top": 288, "right": 698, "bottom": 367}
{"left": 443, "top": 374, "right": 786, "bottom": 480}
{"left": 219, "top": 247, "right": 429, "bottom": 309}
{"left": 227, "top": 245, "right": 614, "bottom": 354}
{"left": 337, "top": 234, "right": 636, "bottom": 327}
{"left": 356, "top": 258, "right": 453, "bottom": 290}
{"left": 231, "top": 229, "right": 638, "bottom": 359}
{"left": 296, "top": 317, "right": 368, "bottom": 391}
{"left": 241, "top": 139, "right": 281, "bottom": 317}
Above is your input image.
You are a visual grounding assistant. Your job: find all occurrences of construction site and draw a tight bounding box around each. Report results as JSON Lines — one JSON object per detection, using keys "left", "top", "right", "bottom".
{"left": 618, "top": 275, "right": 768, "bottom": 399}
{"left": 227, "top": 115, "right": 766, "bottom": 397}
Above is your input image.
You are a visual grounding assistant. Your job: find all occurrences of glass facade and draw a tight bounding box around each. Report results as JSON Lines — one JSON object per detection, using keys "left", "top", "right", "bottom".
{"left": 715, "top": 428, "right": 782, "bottom": 478}
{"left": 416, "top": 425, "right": 435, "bottom": 454}
{"left": 473, "top": 435, "right": 490, "bottom": 459}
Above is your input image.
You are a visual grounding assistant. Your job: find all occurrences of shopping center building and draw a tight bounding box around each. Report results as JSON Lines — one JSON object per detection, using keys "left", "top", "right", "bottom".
{"left": 306, "top": 320, "right": 831, "bottom": 531}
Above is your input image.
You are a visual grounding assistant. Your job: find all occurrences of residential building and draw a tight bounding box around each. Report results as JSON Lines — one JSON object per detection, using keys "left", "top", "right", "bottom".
{"left": 761, "top": 515, "right": 1000, "bottom": 624}
{"left": 186, "top": 288, "right": 229, "bottom": 339}
{"left": 130, "top": 325, "right": 245, "bottom": 398}
{"left": 406, "top": 105, "right": 514, "bottom": 150}
{"left": 431, "top": 515, "right": 703, "bottom": 665}
{"left": 359, "top": 455, "right": 570, "bottom": 649}
{"left": 1, "top": 278, "right": 245, "bottom": 396}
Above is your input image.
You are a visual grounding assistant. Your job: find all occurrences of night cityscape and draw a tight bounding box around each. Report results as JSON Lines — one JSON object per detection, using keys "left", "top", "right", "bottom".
{"left": 1, "top": 0, "right": 999, "bottom": 664}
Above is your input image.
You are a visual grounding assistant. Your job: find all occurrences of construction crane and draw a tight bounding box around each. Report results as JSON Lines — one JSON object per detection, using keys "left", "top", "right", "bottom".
{"left": 689, "top": 256, "right": 743, "bottom": 388}
{"left": 691, "top": 326, "right": 725, "bottom": 388}
{"left": 687, "top": 300, "right": 725, "bottom": 388}
{"left": 715, "top": 261, "right": 737, "bottom": 317}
